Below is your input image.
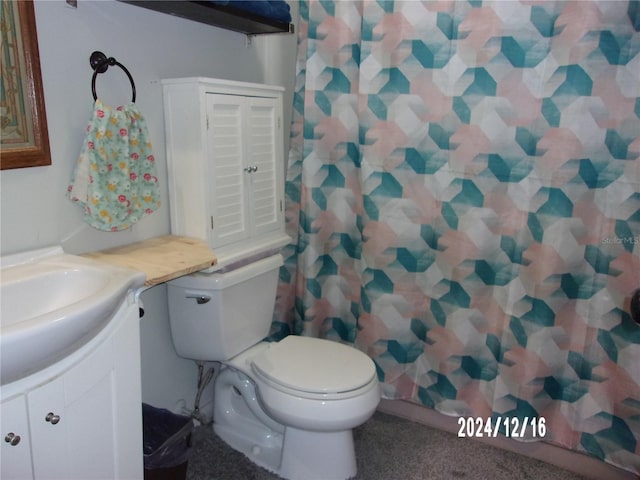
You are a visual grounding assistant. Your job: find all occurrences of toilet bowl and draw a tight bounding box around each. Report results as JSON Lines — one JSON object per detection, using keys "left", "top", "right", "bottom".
{"left": 249, "top": 336, "right": 380, "bottom": 430}
{"left": 214, "top": 337, "right": 380, "bottom": 479}
{"left": 167, "top": 255, "right": 381, "bottom": 480}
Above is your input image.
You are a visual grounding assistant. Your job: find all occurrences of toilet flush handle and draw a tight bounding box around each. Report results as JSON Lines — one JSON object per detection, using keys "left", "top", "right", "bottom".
{"left": 186, "top": 294, "right": 211, "bottom": 305}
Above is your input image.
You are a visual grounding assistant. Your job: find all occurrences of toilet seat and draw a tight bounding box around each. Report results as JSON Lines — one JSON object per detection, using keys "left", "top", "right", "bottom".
{"left": 250, "top": 336, "right": 377, "bottom": 400}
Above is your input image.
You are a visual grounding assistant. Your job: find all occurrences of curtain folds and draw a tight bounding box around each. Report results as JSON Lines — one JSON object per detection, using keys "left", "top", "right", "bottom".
{"left": 272, "top": 0, "right": 640, "bottom": 474}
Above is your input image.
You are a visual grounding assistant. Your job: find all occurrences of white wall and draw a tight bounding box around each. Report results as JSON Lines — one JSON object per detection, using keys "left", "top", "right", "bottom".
{"left": 0, "top": 0, "right": 298, "bottom": 412}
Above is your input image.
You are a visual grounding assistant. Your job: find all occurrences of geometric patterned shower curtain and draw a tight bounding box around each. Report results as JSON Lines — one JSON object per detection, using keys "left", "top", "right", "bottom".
{"left": 271, "top": 1, "right": 640, "bottom": 474}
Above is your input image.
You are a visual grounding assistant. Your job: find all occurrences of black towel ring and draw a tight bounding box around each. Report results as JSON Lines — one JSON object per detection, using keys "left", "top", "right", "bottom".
{"left": 89, "top": 51, "right": 136, "bottom": 103}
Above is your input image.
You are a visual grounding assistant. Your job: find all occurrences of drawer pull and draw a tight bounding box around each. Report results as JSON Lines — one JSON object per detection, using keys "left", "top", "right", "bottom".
{"left": 4, "top": 433, "right": 21, "bottom": 446}
{"left": 45, "top": 412, "right": 61, "bottom": 425}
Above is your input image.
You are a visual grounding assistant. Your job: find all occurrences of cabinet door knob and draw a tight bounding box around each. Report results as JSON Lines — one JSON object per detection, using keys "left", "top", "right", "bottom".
{"left": 45, "top": 412, "right": 61, "bottom": 425}
{"left": 244, "top": 165, "right": 258, "bottom": 173}
{"left": 4, "top": 433, "right": 21, "bottom": 446}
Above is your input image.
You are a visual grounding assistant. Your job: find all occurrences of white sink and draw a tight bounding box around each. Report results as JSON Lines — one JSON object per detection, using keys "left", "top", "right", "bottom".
{"left": 1, "top": 246, "right": 145, "bottom": 385}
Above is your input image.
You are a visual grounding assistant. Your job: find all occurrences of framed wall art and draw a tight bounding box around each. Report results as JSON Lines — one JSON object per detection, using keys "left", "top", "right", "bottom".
{"left": 1, "top": 0, "right": 50, "bottom": 170}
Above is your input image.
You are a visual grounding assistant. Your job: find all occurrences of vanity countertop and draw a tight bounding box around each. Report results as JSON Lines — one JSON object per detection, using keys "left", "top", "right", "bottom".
{"left": 82, "top": 235, "right": 216, "bottom": 287}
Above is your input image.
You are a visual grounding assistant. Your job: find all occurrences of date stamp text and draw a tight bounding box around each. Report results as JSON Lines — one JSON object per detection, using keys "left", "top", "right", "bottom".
{"left": 457, "top": 416, "right": 547, "bottom": 438}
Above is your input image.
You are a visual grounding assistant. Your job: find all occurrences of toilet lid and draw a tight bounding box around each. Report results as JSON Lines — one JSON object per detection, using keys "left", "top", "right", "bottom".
{"left": 251, "top": 336, "right": 376, "bottom": 395}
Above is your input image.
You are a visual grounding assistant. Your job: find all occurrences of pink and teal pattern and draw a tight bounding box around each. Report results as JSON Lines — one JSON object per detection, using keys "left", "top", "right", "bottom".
{"left": 272, "top": 1, "right": 640, "bottom": 474}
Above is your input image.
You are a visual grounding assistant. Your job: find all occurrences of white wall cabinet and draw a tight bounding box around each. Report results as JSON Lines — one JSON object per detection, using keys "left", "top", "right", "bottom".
{"left": 162, "top": 77, "right": 290, "bottom": 269}
{"left": 1, "top": 299, "right": 143, "bottom": 480}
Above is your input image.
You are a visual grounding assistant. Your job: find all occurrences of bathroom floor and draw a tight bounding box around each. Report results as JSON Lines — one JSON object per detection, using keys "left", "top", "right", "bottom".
{"left": 185, "top": 411, "right": 590, "bottom": 480}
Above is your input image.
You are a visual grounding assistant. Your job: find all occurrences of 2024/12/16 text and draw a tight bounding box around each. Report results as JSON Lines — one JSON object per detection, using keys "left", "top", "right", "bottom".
{"left": 457, "top": 416, "right": 547, "bottom": 438}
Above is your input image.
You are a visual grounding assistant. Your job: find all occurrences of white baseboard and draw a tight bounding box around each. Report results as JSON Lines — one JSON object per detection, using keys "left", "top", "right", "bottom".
{"left": 377, "top": 399, "right": 637, "bottom": 480}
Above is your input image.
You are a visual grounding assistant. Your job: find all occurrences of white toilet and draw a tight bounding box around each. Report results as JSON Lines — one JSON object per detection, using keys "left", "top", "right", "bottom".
{"left": 167, "top": 254, "right": 380, "bottom": 480}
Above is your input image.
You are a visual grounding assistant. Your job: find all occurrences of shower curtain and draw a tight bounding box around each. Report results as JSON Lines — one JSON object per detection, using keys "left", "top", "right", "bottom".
{"left": 272, "top": 0, "right": 640, "bottom": 474}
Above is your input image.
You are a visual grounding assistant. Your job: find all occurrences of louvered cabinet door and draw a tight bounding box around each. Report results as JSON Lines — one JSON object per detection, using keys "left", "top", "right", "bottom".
{"left": 206, "top": 94, "right": 250, "bottom": 247}
{"left": 163, "top": 77, "right": 289, "bottom": 264}
{"left": 246, "top": 97, "right": 283, "bottom": 237}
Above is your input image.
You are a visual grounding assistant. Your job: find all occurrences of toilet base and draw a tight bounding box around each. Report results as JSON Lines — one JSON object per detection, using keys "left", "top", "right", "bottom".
{"left": 212, "top": 349, "right": 371, "bottom": 480}
{"left": 213, "top": 422, "right": 283, "bottom": 474}
{"left": 214, "top": 423, "right": 357, "bottom": 480}
{"left": 279, "top": 427, "right": 356, "bottom": 480}
{"left": 213, "top": 367, "right": 285, "bottom": 474}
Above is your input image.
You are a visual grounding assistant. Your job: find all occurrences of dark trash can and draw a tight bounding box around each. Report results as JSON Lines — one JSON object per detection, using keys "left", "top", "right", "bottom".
{"left": 142, "top": 403, "right": 194, "bottom": 480}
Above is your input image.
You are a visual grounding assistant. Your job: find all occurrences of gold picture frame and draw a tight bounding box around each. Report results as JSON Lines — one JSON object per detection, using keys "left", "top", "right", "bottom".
{"left": 1, "top": 0, "right": 51, "bottom": 170}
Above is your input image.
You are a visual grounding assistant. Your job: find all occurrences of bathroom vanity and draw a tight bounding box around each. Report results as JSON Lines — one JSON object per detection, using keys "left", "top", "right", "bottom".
{"left": 0, "top": 250, "right": 146, "bottom": 480}
{"left": 1, "top": 238, "right": 214, "bottom": 480}
{"left": 1, "top": 299, "right": 142, "bottom": 480}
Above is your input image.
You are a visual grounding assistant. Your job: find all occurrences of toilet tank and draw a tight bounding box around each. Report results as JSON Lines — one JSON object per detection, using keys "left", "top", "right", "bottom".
{"left": 167, "top": 254, "right": 283, "bottom": 361}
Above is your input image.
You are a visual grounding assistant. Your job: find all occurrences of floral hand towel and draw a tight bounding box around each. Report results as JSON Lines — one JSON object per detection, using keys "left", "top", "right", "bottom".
{"left": 67, "top": 99, "right": 160, "bottom": 231}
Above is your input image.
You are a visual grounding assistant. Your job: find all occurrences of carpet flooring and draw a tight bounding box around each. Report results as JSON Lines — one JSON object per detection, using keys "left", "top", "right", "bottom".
{"left": 185, "top": 411, "right": 589, "bottom": 480}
